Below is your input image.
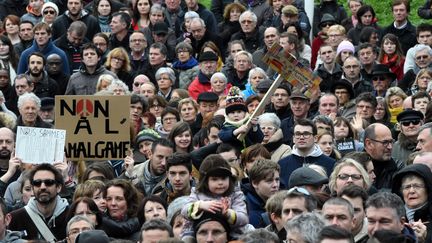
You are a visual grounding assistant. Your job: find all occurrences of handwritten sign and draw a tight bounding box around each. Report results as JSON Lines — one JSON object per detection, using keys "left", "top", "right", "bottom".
{"left": 55, "top": 96, "right": 130, "bottom": 160}
{"left": 16, "top": 126, "right": 66, "bottom": 164}
{"left": 263, "top": 43, "right": 321, "bottom": 98}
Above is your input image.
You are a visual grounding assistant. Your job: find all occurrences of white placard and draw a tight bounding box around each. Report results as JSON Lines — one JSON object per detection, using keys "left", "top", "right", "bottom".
{"left": 16, "top": 126, "right": 66, "bottom": 164}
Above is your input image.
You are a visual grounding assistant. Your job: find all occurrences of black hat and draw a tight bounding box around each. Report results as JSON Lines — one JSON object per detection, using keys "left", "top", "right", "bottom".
{"left": 193, "top": 212, "right": 231, "bottom": 236}
{"left": 75, "top": 230, "right": 110, "bottom": 243}
{"left": 199, "top": 51, "right": 218, "bottom": 62}
{"left": 289, "top": 167, "right": 328, "bottom": 188}
{"left": 371, "top": 64, "right": 397, "bottom": 81}
{"left": 331, "top": 79, "right": 355, "bottom": 98}
{"left": 153, "top": 22, "right": 168, "bottom": 35}
{"left": 40, "top": 97, "right": 55, "bottom": 111}
{"left": 396, "top": 109, "right": 424, "bottom": 122}
{"left": 197, "top": 92, "right": 219, "bottom": 103}
{"left": 320, "top": 14, "right": 336, "bottom": 28}
{"left": 256, "top": 79, "right": 272, "bottom": 93}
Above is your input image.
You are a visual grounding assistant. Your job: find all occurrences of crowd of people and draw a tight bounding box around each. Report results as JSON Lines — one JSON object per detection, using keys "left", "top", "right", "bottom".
{"left": 0, "top": 0, "right": 431, "bottom": 242}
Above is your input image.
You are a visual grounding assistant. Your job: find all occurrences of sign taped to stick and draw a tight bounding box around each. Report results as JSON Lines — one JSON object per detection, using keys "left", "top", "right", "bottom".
{"left": 16, "top": 126, "right": 66, "bottom": 164}
{"left": 55, "top": 95, "right": 131, "bottom": 160}
{"left": 263, "top": 43, "right": 321, "bottom": 98}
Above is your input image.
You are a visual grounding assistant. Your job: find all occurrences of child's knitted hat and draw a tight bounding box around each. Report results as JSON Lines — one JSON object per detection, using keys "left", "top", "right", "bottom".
{"left": 225, "top": 86, "right": 247, "bottom": 115}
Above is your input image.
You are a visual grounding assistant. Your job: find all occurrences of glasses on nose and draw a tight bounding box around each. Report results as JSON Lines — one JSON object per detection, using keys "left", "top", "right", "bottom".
{"left": 372, "top": 76, "right": 387, "bottom": 81}
{"left": 294, "top": 131, "right": 313, "bottom": 139}
{"left": 369, "top": 138, "right": 394, "bottom": 147}
{"left": 337, "top": 173, "right": 362, "bottom": 181}
{"left": 43, "top": 10, "right": 56, "bottom": 15}
{"left": 344, "top": 65, "right": 359, "bottom": 70}
{"left": 320, "top": 22, "right": 334, "bottom": 28}
{"left": 287, "top": 186, "right": 310, "bottom": 196}
{"left": 133, "top": 82, "right": 142, "bottom": 87}
{"left": 401, "top": 120, "right": 421, "bottom": 126}
{"left": 416, "top": 55, "right": 429, "bottom": 60}
{"left": 401, "top": 183, "right": 425, "bottom": 191}
{"left": 31, "top": 179, "right": 57, "bottom": 187}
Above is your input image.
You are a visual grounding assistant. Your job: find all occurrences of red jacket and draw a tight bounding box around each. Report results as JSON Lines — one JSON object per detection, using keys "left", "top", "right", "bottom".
{"left": 188, "top": 74, "right": 212, "bottom": 100}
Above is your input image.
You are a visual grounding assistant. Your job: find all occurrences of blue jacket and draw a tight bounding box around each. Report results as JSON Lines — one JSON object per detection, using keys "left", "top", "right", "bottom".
{"left": 241, "top": 180, "right": 266, "bottom": 228}
{"left": 242, "top": 83, "right": 256, "bottom": 99}
{"left": 278, "top": 144, "right": 335, "bottom": 187}
{"left": 17, "top": 39, "right": 70, "bottom": 75}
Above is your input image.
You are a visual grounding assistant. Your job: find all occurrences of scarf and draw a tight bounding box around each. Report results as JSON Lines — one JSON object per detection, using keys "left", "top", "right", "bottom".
{"left": 389, "top": 106, "right": 403, "bottom": 124}
{"left": 143, "top": 160, "right": 165, "bottom": 195}
{"left": 172, "top": 57, "right": 198, "bottom": 70}
{"left": 405, "top": 204, "right": 427, "bottom": 223}
{"left": 224, "top": 113, "right": 250, "bottom": 127}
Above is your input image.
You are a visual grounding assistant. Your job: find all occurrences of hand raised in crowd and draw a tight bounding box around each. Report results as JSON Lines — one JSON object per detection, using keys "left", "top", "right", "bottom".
{"left": 1, "top": 150, "right": 21, "bottom": 183}
{"left": 350, "top": 114, "right": 364, "bottom": 134}
{"left": 124, "top": 155, "right": 135, "bottom": 176}
{"left": 199, "top": 200, "right": 223, "bottom": 214}
{"left": 53, "top": 155, "right": 69, "bottom": 180}
{"left": 409, "top": 219, "right": 427, "bottom": 243}
{"left": 233, "top": 124, "right": 249, "bottom": 136}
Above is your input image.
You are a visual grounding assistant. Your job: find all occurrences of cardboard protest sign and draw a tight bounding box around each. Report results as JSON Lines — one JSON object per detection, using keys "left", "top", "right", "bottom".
{"left": 55, "top": 96, "right": 130, "bottom": 160}
{"left": 16, "top": 126, "right": 66, "bottom": 164}
{"left": 263, "top": 43, "right": 321, "bottom": 98}
{"left": 238, "top": 43, "right": 321, "bottom": 140}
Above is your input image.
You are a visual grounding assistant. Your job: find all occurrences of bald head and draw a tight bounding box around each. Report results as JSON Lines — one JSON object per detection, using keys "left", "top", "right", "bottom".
{"left": 364, "top": 123, "right": 393, "bottom": 161}
{"left": 413, "top": 152, "right": 432, "bottom": 172}
{"left": 0, "top": 127, "right": 14, "bottom": 160}
{"left": 46, "top": 54, "right": 63, "bottom": 75}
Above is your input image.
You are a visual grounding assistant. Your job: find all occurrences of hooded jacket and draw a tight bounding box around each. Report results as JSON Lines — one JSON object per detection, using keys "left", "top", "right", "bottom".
{"left": 51, "top": 9, "right": 101, "bottom": 41}
{"left": 278, "top": 144, "right": 335, "bottom": 188}
{"left": 8, "top": 196, "right": 69, "bottom": 241}
{"left": 392, "top": 133, "right": 417, "bottom": 170}
{"left": 65, "top": 64, "right": 116, "bottom": 95}
{"left": 20, "top": 5, "right": 43, "bottom": 25}
{"left": 392, "top": 163, "right": 432, "bottom": 243}
{"left": 17, "top": 39, "right": 70, "bottom": 75}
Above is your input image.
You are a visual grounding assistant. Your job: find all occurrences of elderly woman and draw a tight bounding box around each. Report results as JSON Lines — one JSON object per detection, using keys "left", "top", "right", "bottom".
{"left": 242, "top": 67, "right": 267, "bottom": 99}
{"left": 399, "top": 44, "right": 432, "bottom": 93}
{"left": 105, "top": 47, "right": 134, "bottom": 90}
{"left": 178, "top": 98, "right": 198, "bottom": 125}
{"left": 172, "top": 42, "right": 199, "bottom": 89}
{"left": 385, "top": 87, "right": 407, "bottom": 124}
{"left": 328, "top": 158, "right": 371, "bottom": 196}
{"left": 107, "top": 79, "right": 130, "bottom": 95}
{"left": 210, "top": 72, "right": 231, "bottom": 96}
{"left": 155, "top": 67, "right": 176, "bottom": 101}
{"left": 258, "top": 113, "right": 291, "bottom": 162}
{"left": 392, "top": 163, "right": 432, "bottom": 242}
{"left": 156, "top": 107, "right": 180, "bottom": 138}
{"left": 96, "top": 74, "right": 115, "bottom": 92}
{"left": 17, "top": 93, "right": 52, "bottom": 129}
{"left": 411, "top": 68, "right": 432, "bottom": 95}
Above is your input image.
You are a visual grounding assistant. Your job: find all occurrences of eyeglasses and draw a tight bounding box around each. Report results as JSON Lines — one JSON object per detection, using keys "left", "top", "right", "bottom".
{"left": 31, "top": 179, "right": 57, "bottom": 187}
{"left": 369, "top": 138, "right": 394, "bottom": 147}
{"left": 320, "top": 22, "right": 334, "bottom": 28}
{"left": 133, "top": 82, "right": 142, "bottom": 87}
{"left": 294, "top": 131, "right": 313, "bottom": 139}
{"left": 401, "top": 183, "right": 425, "bottom": 191}
{"left": 337, "top": 173, "right": 363, "bottom": 181}
{"left": 416, "top": 55, "right": 430, "bottom": 60}
{"left": 131, "top": 39, "right": 146, "bottom": 43}
{"left": 401, "top": 120, "right": 421, "bottom": 127}
{"left": 372, "top": 76, "right": 387, "bottom": 81}
{"left": 43, "top": 10, "right": 56, "bottom": 15}
{"left": 287, "top": 186, "right": 310, "bottom": 196}
{"left": 261, "top": 126, "right": 276, "bottom": 131}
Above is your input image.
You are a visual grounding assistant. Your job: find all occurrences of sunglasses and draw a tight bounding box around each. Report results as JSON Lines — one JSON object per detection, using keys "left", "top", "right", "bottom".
{"left": 31, "top": 179, "right": 57, "bottom": 187}
{"left": 401, "top": 120, "right": 421, "bottom": 126}
{"left": 372, "top": 76, "right": 387, "bottom": 81}
{"left": 133, "top": 82, "right": 141, "bottom": 87}
{"left": 337, "top": 173, "right": 362, "bottom": 181}
{"left": 43, "top": 10, "right": 56, "bottom": 15}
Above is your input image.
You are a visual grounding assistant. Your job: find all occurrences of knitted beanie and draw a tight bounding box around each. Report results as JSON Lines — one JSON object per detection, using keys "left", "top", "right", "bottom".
{"left": 337, "top": 40, "right": 355, "bottom": 56}
{"left": 225, "top": 86, "right": 247, "bottom": 115}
